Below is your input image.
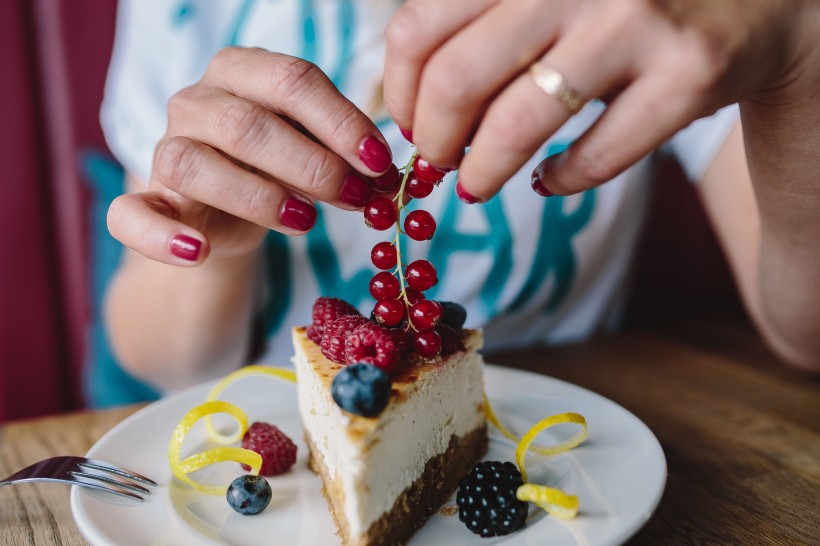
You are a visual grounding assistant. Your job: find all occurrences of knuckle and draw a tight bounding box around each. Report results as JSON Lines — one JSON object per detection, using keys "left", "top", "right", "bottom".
{"left": 266, "top": 56, "right": 323, "bottom": 102}
{"left": 166, "top": 85, "right": 199, "bottom": 122}
{"left": 209, "top": 46, "right": 243, "bottom": 73}
{"left": 325, "top": 106, "right": 365, "bottom": 147}
{"left": 154, "top": 137, "right": 201, "bottom": 191}
{"left": 422, "top": 54, "right": 474, "bottom": 109}
{"left": 385, "top": 5, "right": 426, "bottom": 59}
{"left": 302, "top": 148, "right": 338, "bottom": 196}
{"left": 216, "top": 100, "right": 270, "bottom": 155}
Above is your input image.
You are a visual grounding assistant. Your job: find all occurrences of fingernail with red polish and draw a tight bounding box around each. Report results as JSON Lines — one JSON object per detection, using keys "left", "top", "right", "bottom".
{"left": 358, "top": 136, "right": 392, "bottom": 173}
{"left": 340, "top": 173, "right": 373, "bottom": 208}
{"left": 531, "top": 173, "right": 553, "bottom": 197}
{"left": 170, "top": 235, "right": 201, "bottom": 261}
{"left": 456, "top": 181, "right": 483, "bottom": 204}
{"left": 280, "top": 198, "right": 317, "bottom": 232}
{"left": 399, "top": 127, "right": 414, "bottom": 144}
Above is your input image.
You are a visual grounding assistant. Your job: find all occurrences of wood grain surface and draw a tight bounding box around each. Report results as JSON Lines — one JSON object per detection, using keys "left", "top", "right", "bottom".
{"left": 1, "top": 318, "right": 818, "bottom": 545}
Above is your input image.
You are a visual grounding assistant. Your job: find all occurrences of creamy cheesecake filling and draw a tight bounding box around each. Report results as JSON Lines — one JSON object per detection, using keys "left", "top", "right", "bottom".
{"left": 293, "top": 331, "right": 485, "bottom": 540}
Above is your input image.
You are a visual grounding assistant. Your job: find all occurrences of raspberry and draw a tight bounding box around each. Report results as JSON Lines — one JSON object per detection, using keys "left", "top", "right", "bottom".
{"left": 457, "top": 461, "right": 528, "bottom": 537}
{"left": 321, "top": 315, "right": 370, "bottom": 363}
{"left": 308, "top": 297, "right": 361, "bottom": 345}
{"left": 241, "top": 422, "right": 297, "bottom": 477}
{"left": 345, "top": 322, "right": 408, "bottom": 374}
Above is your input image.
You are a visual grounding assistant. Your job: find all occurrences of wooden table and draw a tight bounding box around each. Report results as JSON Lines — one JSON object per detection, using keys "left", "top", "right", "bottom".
{"left": 1, "top": 317, "right": 818, "bottom": 545}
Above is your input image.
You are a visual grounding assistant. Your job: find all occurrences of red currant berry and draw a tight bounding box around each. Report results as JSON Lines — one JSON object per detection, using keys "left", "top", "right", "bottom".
{"left": 369, "top": 271, "right": 400, "bottom": 300}
{"left": 413, "top": 156, "right": 447, "bottom": 183}
{"left": 371, "top": 242, "right": 397, "bottom": 270}
{"left": 406, "top": 173, "right": 435, "bottom": 199}
{"left": 404, "top": 210, "right": 436, "bottom": 241}
{"left": 373, "top": 298, "right": 406, "bottom": 327}
{"left": 414, "top": 329, "right": 442, "bottom": 358}
{"left": 364, "top": 197, "right": 398, "bottom": 230}
{"left": 404, "top": 287, "right": 424, "bottom": 304}
{"left": 372, "top": 164, "right": 401, "bottom": 193}
{"left": 410, "top": 299, "right": 443, "bottom": 330}
{"left": 405, "top": 260, "right": 438, "bottom": 291}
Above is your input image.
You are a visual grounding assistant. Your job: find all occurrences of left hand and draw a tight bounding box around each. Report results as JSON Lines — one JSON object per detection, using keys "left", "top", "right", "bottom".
{"left": 383, "top": 0, "right": 802, "bottom": 201}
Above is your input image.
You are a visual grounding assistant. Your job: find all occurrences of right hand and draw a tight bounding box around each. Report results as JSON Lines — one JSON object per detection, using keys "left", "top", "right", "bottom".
{"left": 107, "top": 47, "right": 393, "bottom": 266}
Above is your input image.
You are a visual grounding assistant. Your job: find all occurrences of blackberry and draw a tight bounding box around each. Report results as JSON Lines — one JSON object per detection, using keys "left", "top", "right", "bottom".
{"left": 456, "top": 461, "right": 528, "bottom": 537}
{"left": 438, "top": 301, "right": 467, "bottom": 330}
{"left": 331, "top": 363, "right": 392, "bottom": 417}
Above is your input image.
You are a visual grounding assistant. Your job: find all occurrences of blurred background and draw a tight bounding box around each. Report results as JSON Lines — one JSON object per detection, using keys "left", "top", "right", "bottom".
{"left": 0, "top": 0, "right": 744, "bottom": 423}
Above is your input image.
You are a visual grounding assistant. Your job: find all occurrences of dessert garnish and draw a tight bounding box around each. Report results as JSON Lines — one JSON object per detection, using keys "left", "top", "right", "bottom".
{"left": 457, "top": 461, "right": 529, "bottom": 537}
{"left": 330, "top": 363, "right": 392, "bottom": 417}
{"left": 226, "top": 475, "right": 272, "bottom": 515}
{"left": 241, "top": 422, "right": 297, "bottom": 476}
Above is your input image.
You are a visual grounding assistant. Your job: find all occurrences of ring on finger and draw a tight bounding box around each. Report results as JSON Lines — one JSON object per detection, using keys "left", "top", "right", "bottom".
{"left": 528, "top": 61, "right": 585, "bottom": 114}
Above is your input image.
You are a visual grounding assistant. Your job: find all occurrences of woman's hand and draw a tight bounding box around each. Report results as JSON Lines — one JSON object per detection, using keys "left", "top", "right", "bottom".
{"left": 108, "top": 47, "right": 393, "bottom": 266}
{"left": 384, "top": 0, "right": 805, "bottom": 201}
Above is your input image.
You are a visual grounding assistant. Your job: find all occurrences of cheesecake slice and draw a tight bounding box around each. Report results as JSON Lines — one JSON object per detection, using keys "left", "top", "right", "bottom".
{"left": 292, "top": 326, "right": 488, "bottom": 546}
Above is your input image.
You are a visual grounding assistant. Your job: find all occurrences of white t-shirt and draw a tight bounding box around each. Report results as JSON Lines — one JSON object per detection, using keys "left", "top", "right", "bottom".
{"left": 101, "top": 0, "right": 738, "bottom": 366}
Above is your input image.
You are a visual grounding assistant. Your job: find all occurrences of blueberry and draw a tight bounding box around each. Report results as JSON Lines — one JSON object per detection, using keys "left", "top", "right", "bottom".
{"left": 226, "top": 474, "right": 272, "bottom": 515}
{"left": 439, "top": 301, "right": 467, "bottom": 330}
{"left": 331, "top": 363, "right": 392, "bottom": 417}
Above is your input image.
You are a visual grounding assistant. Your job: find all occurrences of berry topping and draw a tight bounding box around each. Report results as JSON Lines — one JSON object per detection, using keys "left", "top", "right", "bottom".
{"left": 413, "top": 329, "right": 442, "bottom": 358}
{"left": 331, "top": 363, "right": 392, "bottom": 417}
{"left": 405, "top": 260, "right": 438, "bottom": 291}
{"left": 409, "top": 299, "right": 443, "bottom": 330}
{"left": 457, "top": 461, "right": 528, "bottom": 537}
{"left": 371, "top": 241, "right": 398, "bottom": 270}
{"left": 413, "top": 156, "right": 447, "bottom": 183}
{"left": 404, "top": 209, "right": 437, "bottom": 241}
{"left": 344, "top": 322, "right": 407, "bottom": 373}
{"left": 364, "top": 197, "right": 398, "bottom": 230}
{"left": 241, "top": 422, "right": 297, "bottom": 476}
{"left": 307, "top": 297, "right": 361, "bottom": 344}
{"left": 369, "top": 271, "right": 401, "bottom": 300}
{"left": 321, "top": 315, "right": 370, "bottom": 363}
{"left": 372, "top": 164, "right": 401, "bottom": 193}
{"left": 372, "top": 298, "right": 406, "bottom": 327}
{"left": 406, "top": 173, "right": 435, "bottom": 199}
{"left": 439, "top": 301, "right": 467, "bottom": 330}
{"left": 404, "top": 287, "right": 425, "bottom": 304}
{"left": 437, "top": 323, "right": 465, "bottom": 356}
{"left": 226, "top": 475, "right": 273, "bottom": 515}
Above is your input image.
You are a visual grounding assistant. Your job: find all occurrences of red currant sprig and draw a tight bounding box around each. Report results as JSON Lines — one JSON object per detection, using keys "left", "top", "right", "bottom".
{"left": 364, "top": 148, "right": 446, "bottom": 357}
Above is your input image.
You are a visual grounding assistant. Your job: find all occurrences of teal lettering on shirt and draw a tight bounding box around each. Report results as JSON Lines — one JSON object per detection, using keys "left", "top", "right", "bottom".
{"left": 306, "top": 206, "right": 374, "bottom": 309}
{"left": 426, "top": 191, "right": 513, "bottom": 319}
{"left": 329, "top": 0, "right": 356, "bottom": 90}
{"left": 171, "top": 2, "right": 195, "bottom": 27}
{"left": 300, "top": 0, "right": 318, "bottom": 63}
{"left": 225, "top": 0, "right": 260, "bottom": 46}
{"left": 263, "top": 232, "right": 293, "bottom": 336}
{"left": 507, "top": 141, "right": 596, "bottom": 314}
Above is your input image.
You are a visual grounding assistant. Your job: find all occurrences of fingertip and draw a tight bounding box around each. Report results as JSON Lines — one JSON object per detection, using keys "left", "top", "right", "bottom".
{"left": 170, "top": 234, "right": 204, "bottom": 263}
{"left": 357, "top": 135, "right": 393, "bottom": 174}
{"left": 455, "top": 179, "right": 486, "bottom": 205}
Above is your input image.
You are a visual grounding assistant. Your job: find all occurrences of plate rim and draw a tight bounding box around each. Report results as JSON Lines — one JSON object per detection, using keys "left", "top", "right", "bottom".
{"left": 70, "top": 364, "right": 667, "bottom": 546}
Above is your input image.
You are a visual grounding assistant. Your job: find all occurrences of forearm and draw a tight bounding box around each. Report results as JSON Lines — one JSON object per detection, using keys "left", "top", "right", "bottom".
{"left": 104, "top": 248, "right": 262, "bottom": 390}
{"left": 740, "top": 91, "right": 820, "bottom": 371}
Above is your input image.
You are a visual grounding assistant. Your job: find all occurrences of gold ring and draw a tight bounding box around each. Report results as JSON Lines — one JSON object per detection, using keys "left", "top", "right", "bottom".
{"left": 529, "top": 62, "right": 585, "bottom": 114}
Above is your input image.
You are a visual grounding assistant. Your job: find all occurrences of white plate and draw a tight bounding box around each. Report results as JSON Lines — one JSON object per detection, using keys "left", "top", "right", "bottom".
{"left": 71, "top": 365, "right": 666, "bottom": 546}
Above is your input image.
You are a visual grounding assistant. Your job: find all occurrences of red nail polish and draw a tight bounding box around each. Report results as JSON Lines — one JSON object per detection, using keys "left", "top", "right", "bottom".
{"left": 170, "top": 235, "right": 201, "bottom": 261}
{"left": 456, "top": 181, "right": 483, "bottom": 204}
{"left": 358, "top": 136, "right": 392, "bottom": 173}
{"left": 399, "top": 127, "right": 414, "bottom": 144}
{"left": 280, "top": 198, "right": 317, "bottom": 231}
{"left": 531, "top": 174, "right": 553, "bottom": 197}
{"left": 340, "top": 173, "right": 373, "bottom": 207}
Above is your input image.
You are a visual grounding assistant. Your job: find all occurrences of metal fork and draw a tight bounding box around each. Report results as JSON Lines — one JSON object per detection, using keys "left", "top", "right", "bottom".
{"left": 0, "top": 456, "right": 157, "bottom": 502}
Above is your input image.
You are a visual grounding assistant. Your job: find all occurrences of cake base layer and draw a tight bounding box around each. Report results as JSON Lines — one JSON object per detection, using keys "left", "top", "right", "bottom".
{"left": 307, "top": 425, "right": 488, "bottom": 546}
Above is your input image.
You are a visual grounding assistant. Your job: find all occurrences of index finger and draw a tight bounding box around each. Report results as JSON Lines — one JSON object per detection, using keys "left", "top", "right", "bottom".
{"left": 205, "top": 48, "right": 393, "bottom": 175}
